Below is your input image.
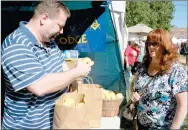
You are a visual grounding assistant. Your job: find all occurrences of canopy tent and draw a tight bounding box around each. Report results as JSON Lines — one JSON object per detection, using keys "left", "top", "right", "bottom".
{"left": 172, "top": 37, "right": 182, "bottom": 47}
{"left": 128, "top": 23, "right": 152, "bottom": 42}
{"left": 1, "top": 1, "right": 128, "bottom": 116}
{"left": 179, "top": 39, "right": 188, "bottom": 43}
{"left": 128, "top": 23, "right": 153, "bottom": 33}
{"left": 128, "top": 34, "right": 147, "bottom": 41}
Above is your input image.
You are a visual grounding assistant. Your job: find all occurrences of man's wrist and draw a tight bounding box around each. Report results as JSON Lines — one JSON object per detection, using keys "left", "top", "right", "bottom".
{"left": 70, "top": 68, "right": 80, "bottom": 79}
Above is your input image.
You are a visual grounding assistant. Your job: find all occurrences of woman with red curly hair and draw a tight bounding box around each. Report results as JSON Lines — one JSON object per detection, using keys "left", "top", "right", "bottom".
{"left": 131, "top": 28, "right": 188, "bottom": 129}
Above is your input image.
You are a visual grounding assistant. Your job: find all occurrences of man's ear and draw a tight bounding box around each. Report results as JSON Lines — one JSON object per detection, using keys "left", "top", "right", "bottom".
{"left": 40, "top": 13, "right": 49, "bottom": 26}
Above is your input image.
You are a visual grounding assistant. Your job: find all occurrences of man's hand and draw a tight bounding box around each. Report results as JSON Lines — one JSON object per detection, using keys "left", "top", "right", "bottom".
{"left": 74, "top": 59, "right": 91, "bottom": 77}
{"left": 69, "top": 78, "right": 83, "bottom": 92}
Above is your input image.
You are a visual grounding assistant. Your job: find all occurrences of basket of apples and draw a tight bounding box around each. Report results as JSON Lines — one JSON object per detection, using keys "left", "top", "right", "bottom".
{"left": 102, "top": 89, "right": 124, "bottom": 117}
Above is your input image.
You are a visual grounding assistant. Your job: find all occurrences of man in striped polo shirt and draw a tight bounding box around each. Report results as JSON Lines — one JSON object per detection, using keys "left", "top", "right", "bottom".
{"left": 1, "top": 1, "right": 92, "bottom": 129}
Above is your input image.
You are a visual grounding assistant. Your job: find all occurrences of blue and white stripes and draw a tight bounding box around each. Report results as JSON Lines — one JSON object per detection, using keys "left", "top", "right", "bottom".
{"left": 1, "top": 21, "right": 66, "bottom": 129}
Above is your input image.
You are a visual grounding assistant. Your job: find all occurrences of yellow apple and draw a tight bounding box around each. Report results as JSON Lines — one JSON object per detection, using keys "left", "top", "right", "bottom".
{"left": 111, "top": 94, "right": 116, "bottom": 100}
{"left": 103, "top": 89, "right": 110, "bottom": 95}
{"left": 95, "top": 85, "right": 100, "bottom": 88}
{"left": 82, "top": 57, "right": 91, "bottom": 64}
{"left": 82, "top": 57, "right": 95, "bottom": 66}
{"left": 77, "top": 103, "right": 85, "bottom": 107}
{"left": 105, "top": 94, "right": 111, "bottom": 100}
{"left": 63, "top": 98, "right": 75, "bottom": 107}
{"left": 109, "top": 92, "right": 116, "bottom": 100}
{"left": 109, "top": 91, "right": 115, "bottom": 95}
{"left": 63, "top": 101, "right": 72, "bottom": 107}
{"left": 89, "top": 61, "right": 94, "bottom": 66}
{"left": 116, "top": 93, "right": 124, "bottom": 99}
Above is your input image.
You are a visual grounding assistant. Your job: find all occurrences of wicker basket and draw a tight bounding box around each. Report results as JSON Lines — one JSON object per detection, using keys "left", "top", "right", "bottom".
{"left": 102, "top": 98, "right": 123, "bottom": 117}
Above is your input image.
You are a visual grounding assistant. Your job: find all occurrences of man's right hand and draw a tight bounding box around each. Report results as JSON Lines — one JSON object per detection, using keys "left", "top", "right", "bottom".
{"left": 74, "top": 59, "right": 91, "bottom": 77}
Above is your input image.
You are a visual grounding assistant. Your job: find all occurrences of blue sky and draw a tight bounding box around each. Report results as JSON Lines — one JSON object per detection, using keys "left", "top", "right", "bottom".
{"left": 171, "top": 1, "right": 187, "bottom": 28}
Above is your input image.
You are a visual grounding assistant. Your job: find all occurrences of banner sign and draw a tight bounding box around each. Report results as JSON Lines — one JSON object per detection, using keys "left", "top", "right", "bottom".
{"left": 2, "top": 6, "right": 107, "bottom": 52}
{"left": 56, "top": 7, "right": 107, "bottom": 52}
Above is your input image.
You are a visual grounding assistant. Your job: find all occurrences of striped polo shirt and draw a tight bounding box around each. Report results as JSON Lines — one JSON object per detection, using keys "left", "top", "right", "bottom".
{"left": 1, "top": 21, "right": 67, "bottom": 129}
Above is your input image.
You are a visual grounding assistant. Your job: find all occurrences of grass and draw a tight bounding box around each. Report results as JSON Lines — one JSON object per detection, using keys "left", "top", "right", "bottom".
{"left": 182, "top": 116, "right": 188, "bottom": 130}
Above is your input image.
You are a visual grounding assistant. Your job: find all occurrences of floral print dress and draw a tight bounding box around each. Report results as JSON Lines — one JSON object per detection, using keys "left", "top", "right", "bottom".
{"left": 134, "top": 62, "right": 188, "bottom": 129}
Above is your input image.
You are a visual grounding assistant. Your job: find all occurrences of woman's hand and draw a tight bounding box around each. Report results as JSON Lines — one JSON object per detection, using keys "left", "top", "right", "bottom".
{"left": 131, "top": 92, "right": 141, "bottom": 103}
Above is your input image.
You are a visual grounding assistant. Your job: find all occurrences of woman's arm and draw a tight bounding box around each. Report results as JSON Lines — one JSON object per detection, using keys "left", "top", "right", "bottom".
{"left": 124, "top": 56, "right": 129, "bottom": 68}
{"left": 170, "top": 92, "right": 188, "bottom": 129}
{"left": 124, "top": 46, "right": 131, "bottom": 68}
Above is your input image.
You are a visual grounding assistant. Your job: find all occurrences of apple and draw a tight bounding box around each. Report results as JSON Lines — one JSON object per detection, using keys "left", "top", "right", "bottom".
{"left": 77, "top": 103, "right": 85, "bottom": 107}
{"left": 105, "top": 94, "right": 111, "bottom": 100}
{"left": 109, "top": 92, "right": 116, "bottom": 100}
{"left": 82, "top": 57, "right": 94, "bottom": 66}
{"left": 63, "top": 98, "right": 75, "bottom": 107}
{"left": 82, "top": 57, "right": 91, "bottom": 64}
{"left": 103, "top": 89, "right": 110, "bottom": 95}
{"left": 63, "top": 101, "right": 72, "bottom": 107}
{"left": 116, "top": 93, "right": 124, "bottom": 99}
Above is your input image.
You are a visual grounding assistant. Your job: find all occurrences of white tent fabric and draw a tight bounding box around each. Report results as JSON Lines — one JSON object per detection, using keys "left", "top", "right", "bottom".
{"left": 127, "top": 24, "right": 152, "bottom": 42}
{"left": 179, "top": 39, "right": 187, "bottom": 43}
{"left": 128, "top": 23, "right": 153, "bottom": 33}
{"left": 128, "top": 34, "right": 147, "bottom": 41}
{"left": 172, "top": 37, "right": 181, "bottom": 47}
{"left": 109, "top": 1, "right": 127, "bottom": 66}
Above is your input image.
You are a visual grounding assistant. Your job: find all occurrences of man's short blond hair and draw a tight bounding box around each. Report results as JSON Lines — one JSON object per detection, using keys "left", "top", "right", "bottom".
{"left": 34, "top": 0, "right": 71, "bottom": 18}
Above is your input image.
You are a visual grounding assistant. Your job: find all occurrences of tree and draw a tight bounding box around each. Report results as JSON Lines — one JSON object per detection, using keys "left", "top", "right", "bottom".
{"left": 126, "top": 1, "right": 175, "bottom": 31}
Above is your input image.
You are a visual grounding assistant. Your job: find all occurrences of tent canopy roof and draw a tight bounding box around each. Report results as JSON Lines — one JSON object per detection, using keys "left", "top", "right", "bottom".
{"left": 128, "top": 23, "right": 153, "bottom": 33}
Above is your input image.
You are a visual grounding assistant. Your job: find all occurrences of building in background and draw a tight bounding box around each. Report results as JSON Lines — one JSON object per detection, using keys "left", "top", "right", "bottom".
{"left": 171, "top": 28, "right": 187, "bottom": 42}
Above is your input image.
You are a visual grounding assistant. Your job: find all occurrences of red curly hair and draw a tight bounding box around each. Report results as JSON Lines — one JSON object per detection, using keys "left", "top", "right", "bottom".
{"left": 143, "top": 28, "right": 179, "bottom": 73}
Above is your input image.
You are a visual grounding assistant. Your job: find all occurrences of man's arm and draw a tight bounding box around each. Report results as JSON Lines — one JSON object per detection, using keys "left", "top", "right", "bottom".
{"left": 61, "top": 59, "right": 83, "bottom": 91}
{"left": 27, "top": 59, "right": 91, "bottom": 96}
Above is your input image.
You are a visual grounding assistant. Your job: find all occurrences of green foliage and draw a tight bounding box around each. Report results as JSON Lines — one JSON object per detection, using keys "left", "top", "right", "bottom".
{"left": 182, "top": 116, "right": 188, "bottom": 130}
{"left": 126, "top": 1, "right": 175, "bottom": 31}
